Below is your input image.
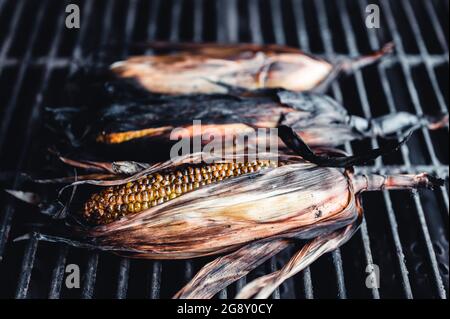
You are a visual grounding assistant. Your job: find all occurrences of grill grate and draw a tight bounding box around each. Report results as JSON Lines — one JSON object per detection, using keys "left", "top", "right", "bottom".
{"left": 0, "top": 0, "right": 448, "bottom": 299}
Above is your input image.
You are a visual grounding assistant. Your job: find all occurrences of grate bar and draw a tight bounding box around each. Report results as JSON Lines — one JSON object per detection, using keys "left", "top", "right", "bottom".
{"left": 381, "top": 180, "right": 414, "bottom": 298}
{"left": 370, "top": 2, "right": 449, "bottom": 245}
{"left": 112, "top": 0, "right": 140, "bottom": 299}
{"left": 441, "top": 184, "right": 449, "bottom": 214}
{"left": 77, "top": 0, "right": 118, "bottom": 301}
{"left": 423, "top": 0, "right": 449, "bottom": 54}
{"left": 339, "top": 0, "right": 415, "bottom": 298}
{"left": 248, "top": 0, "right": 262, "bottom": 44}
{"left": 15, "top": 233, "right": 39, "bottom": 299}
{"left": 380, "top": 0, "right": 440, "bottom": 165}
{"left": 412, "top": 191, "right": 448, "bottom": 298}
{"left": 381, "top": 0, "right": 447, "bottom": 299}
{"left": 267, "top": 0, "right": 287, "bottom": 299}
{"left": 124, "top": 0, "right": 139, "bottom": 48}
{"left": 12, "top": 0, "right": 71, "bottom": 298}
{"left": 81, "top": 252, "right": 99, "bottom": 299}
{"left": 47, "top": 0, "right": 95, "bottom": 300}
{"left": 14, "top": 0, "right": 85, "bottom": 297}
{"left": 246, "top": 0, "right": 292, "bottom": 298}
{"left": 236, "top": 276, "right": 247, "bottom": 292}
{"left": 0, "top": 0, "right": 25, "bottom": 72}
{"left": 193, "top": 0, "right": 203, "bottom": 42}
{"left": 270, "top": 0, "right": 285, "bottom": 45}
{"left": 49, "top": 245, "right": 69, "bottom": 299}
{"left": 216, "top": 0, "right": 237, "bottom": 43}
{"left": 302, "top": 266, "right": 314, "bottom": 299}
{"left": 143, "top": 0, "right": 164, "bottom": 299}
{"left": 169, "top": 0, "right": 182, "bottom": 42}
{"left": 0, "top": 0, "right": 43, "bottom": 259}
{"left": 400, "top": 0, "right": 449, "bottom": 214}
{"left": 149, "top": 261, "right": 162, "bottom": 299}
{"left": 146, "top": 0, "right": 160, "bottom": 45}
{"left": 216, "top": 0, "right": 226, "bottom": 42}
{"left": 212, "top": 0, "right": 239, "bottom": 298}
{"left": 184, "top": 260, "right": 193, "bottom": 283}
{"left": 290, "top": 0, "right": 316, "bottom": 298}
{"left": 77, "top": 0, "right": 119, "bottom": 299}
{"left": 100, "top": 0, "right": 117, "bottom": 46}
{"left": 116, "top": 258, "right": 130, "bottom": 299}
{"left": 316, "top": 0, "right": 369, "bottom": 299}
{"left": 337, "top": 1, "right": 383, "bottom": 165}
{"left": 218, "top": 289, "right": 227, "bottom": 299}
{"left": 267, "top": 0, "right": 315, "bottom": 298}
{"left": 292, "top": 0, "right": 309, "bottom": 50}
{"left": 331, "top": 249, "right": 347, "bottom": 298}
{"left": 401, "top": 0, "right": 448, "bottom": 115}
{"left": 172, "top": 0, "right": 201, "bottom": 290}
{"left": 225, "top": 0, "right": 238, "bottom": 43}
{"left": 183, "top": 0, "right": 200, "bottom": 287}
{"left": 0, "top": 0, "right": 49, "bottom": 152}
{"left": 358, "top": 0, "right": 412, "bottom": 166}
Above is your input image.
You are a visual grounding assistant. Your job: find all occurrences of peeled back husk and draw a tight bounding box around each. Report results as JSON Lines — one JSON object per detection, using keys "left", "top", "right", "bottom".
{"left": 6, "top": 144, "right": 444, "bottom": 299}
{"left": 85, "top": 154, "right": 359, "bottom": 259}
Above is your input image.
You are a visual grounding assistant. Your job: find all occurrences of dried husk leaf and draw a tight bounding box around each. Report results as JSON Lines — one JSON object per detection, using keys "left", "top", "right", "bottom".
{"left": 234, "top": 222, "right": 360, "bottom": 299}
{"left": 173, "top": 238, "right": 292, "bottom": 299}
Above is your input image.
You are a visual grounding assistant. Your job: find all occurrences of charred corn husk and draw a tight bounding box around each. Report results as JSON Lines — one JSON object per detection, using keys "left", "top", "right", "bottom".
{"left": 29, "top": 153, "right": 361, "bottom": 260}
{"left": 108, "top": 42, "right": 393, "bottom": 95}
{"left": 78, "top": 153, "right": 441, "bottom": 260}
{"left": 47, "top": 90, "right": 448, "bottom": 155}
{"left": 9, "top": 152, "right": 444, "bottom": 298}
{"left": 6, "top": 131, "right": 445, "bottom": 299}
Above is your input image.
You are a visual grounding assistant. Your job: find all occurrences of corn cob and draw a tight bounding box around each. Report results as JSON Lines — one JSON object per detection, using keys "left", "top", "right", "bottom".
{"left": 108, "top": 42, "right": 393, "bottom": 95}
{"left": 47, "top": 90, "right": 448, "bottom": 157}
{"left": 6, "top": 129, "right": 445, "bottom": 299}
{"left": 83, "top": 160, "right": 278, "bottom": 225}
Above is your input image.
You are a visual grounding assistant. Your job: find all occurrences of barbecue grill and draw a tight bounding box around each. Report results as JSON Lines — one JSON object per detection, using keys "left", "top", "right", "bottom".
{"left": 0, "top": 0, "right": 448, "bottom": 299}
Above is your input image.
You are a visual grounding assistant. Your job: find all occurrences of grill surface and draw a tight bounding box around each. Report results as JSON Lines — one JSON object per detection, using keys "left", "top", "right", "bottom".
{"left": 0, "top": 0, "right": 448, "bottom": 299}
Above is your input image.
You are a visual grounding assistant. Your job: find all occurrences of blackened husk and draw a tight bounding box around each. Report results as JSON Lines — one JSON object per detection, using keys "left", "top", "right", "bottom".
{"left": 46, "top": 89, "right": 448, "bottom": 162}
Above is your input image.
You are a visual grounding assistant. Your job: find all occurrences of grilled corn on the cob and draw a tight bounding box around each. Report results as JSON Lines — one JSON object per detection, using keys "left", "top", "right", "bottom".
{"left": 47, "top": 90, "right": 448, "bottom": 158}
{"left": 109, "top": 42, "right": 393, "bottom": 94}
{"left": 5, "top": 130, "right": 445, "bottom": 299}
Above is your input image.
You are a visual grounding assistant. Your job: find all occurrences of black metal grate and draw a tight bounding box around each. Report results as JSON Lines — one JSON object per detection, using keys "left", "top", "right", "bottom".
{"left": 0, "top": 0, "right": 448, "bottom": 299}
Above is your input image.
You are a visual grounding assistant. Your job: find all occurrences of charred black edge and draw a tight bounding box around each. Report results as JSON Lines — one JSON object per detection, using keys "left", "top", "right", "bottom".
{"left": 277, "top": 125, "right": 409, "bottom": 168}
{"left": 424, "top": 175, "right": 445, "bottom": 188}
